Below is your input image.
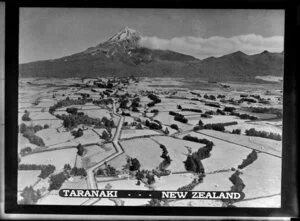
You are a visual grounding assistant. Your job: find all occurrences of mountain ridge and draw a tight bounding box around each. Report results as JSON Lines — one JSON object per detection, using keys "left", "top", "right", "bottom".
{"left": 19, "top": 27, "right": 284, "bottom": 82}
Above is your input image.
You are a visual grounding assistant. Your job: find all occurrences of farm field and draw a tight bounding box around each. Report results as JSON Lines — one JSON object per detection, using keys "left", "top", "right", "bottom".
{"left": 225, "top": 120, "right": 282, "bottom": 135}
{"left": 81, "top": 143, "right": 116, "bottom": 169}
{"left": 151, "top": 136, "right": 206, "bottom": 172}
{"left": 193, "top": 171, "right": 233, "bottom": 192}
{"left": 190, "top": 130, "right": 282, "bottom": 156}
{"left": 153, "top": 112, "right": 193, "bottom": 131}
{"left": 74, "top": 129, "right": 102, "bottom": 145}
{"left": 18, "top": 170, "right": 41, "bottom": 191}
{"left": 36, "top": 128, "right": 74, "bottom": 147}
{"left": 109, "top": 138, "right": 161, "bottom": 170}
{"left": 152, "top": 173, "right": 196, "bottom": 190}
{"left": 18, "top": 76, "right": 283, "bottom": 207}
{"left": 177, "top": 131, "right": 251, "bottom": 172}
{"left": 20, "top": 148, "right": 78, "bottom": 172}
{"left": 18, "top": 134, "right": 40, "bottom": 151}
{"left": 235, "top": 153, "right": 281, "bottom": 207}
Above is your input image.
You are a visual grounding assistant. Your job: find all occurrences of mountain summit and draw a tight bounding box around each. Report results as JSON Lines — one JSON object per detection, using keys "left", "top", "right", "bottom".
{"left": 19, "top": 27, "right": 284, "bottom": 81}
{"left": 85, "top": 27, "right": 141, "bottom": 57}
{"left": 107, "top": 27, "right": 141, "bottom": 44}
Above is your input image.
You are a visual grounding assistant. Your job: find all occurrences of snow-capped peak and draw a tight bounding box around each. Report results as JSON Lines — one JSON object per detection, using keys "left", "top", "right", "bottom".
{"left": 84, "top": 27, "right": 141, "bottom": 56}
{"left": 108, "top": 27, "right": 141, "bottom": 43}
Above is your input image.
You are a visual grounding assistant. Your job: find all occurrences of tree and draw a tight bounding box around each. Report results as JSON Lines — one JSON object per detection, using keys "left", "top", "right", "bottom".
{"left": 170, "top": 124, "right": 179, "bottom": 130}
{"left": 63, "top": 117, "right": 71, "bottom": 129}
{"left": 20, "top": 147, "right": 32, "bottom": 156}
{"left": 131, "top": 98, "right": 140, "bottom": 108}
{"left": 76, "top": 168, "right": 87, "bottom": 176}
{"left": 238, "top": 150, "right": 258, "bottom": 169}
{"left": 229, "top": 171, "right": 245, "bottom": 193}
{"left": 19, "top": 123, "right": 27, "bottom": 133}
{"left": 174, "top": 115, "right": 188, "bottom": 124}
{"left": 76, "top": 144, "right": 85, "bottom": 156}
{"left": 135, "top": 123, "right": 143, "bottom": 129}
{"left": 33, "top": 125, "right": 43, "bottom": 133}
{"left": 216, "top": 109, "right": 225, "bottom": 115}
{"left": 132, "top": 107, "right": 139, "bottom": 112}
{"left": 64, "top": 164, "right": 72, "bottom": 171}
{"left": 101, "top": 130, "right": 110, "bottom": 141}
{"left": 209, "top": 95, "right": 216, "bottom": 100}
{"left": 232, "top": 129, "right": 241, "bottom": 134}
{"left": 146, "top": 172, "right": 155, "bottom": 184}
{"left": 96, "top": 168, "right": 105, "bottom": 176}
{"left": 19, "top": 186, "right": 41, "bottom": 204}
{"left": 119, "top": 99, "right": 129, "bottom": 109}
{"left": 164, "top": 127, "right": 169, "bottom": 135}
{"left": 70, "top": 167, "right": 87, "bottom": 177}
{"left": 48, "top": 172, "right": 68, "bottom": 191}
{"left": 22, "top": 112, "right": 31, "bottom": 121}
{"left": 129, "top": 158, "right": 141, "bottom": 171}
{"left": 184, "top": 155, "right": 196, "bottom": 172}
{"left": 198, "top": 120, "right": 204, "bottom": 126}
{"left": 205, "top": 110, "right": 214, "bottom": 115}
{"left": 66, "top": 107, "right": 78, "bottom": 115}
{"left": 223, "top": 107, "right": 236, "bottom": 112}
{"left": 145, "top": 120, "right": 150, "bottom": 127}
{"left": 43, "top": 124, "right": 50, "bottom": 129}
{"left": 159, "top": 144, "right": 171, "bottom": 170}
{"left": 72, "top": 128, "right": 84, "bottom": 138}
{"left": 101, "top": 117, "right": 109, "bottom": 127}
{"left": 106, "top": 165, "right": 117, "bottom": 176}
{"left": 25, "top": 134, "right": 45, "bottom": 147}
{"left": 184, "top": 154, "right": 205, "bottom": 174}
{"left": 38, "top": 164, "right": 56, "bottom": 179}
{"left": 135, "top": 170, "right": 144, "bottom": 180}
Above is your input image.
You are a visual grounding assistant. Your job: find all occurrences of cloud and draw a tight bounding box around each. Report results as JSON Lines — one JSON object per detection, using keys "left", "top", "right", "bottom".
{"left": 139, "top": 34, "right": 283, "bottom": 59}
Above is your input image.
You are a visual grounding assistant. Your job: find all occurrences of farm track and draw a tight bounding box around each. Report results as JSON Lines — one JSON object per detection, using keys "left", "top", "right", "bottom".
{"left": 232, "top": 193, "right": 280, "bottom": 203}
{"left": 172, "top": 129, "right": 194, "bottom": 137}
{"left": 95, "top": 177, "right": 127, "bottom": 183}
{"left": 120, "top": 133, "right": 166, "bottom": 141}
{"left": 83, "top": 100, "right": 125, "bottom": 205}
{"left": 21, "top": 141, "right": 103, "bottom": 157}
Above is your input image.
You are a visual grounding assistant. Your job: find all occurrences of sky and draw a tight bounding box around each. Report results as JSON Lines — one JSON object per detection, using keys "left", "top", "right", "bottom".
{"left": 19, "top": 8, "right": 284, "bottom": 63}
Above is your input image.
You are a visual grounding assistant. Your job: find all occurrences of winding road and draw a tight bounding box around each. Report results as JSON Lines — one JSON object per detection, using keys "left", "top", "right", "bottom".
{"left": 83, "top": 100, "right": 125, "bottom": 205}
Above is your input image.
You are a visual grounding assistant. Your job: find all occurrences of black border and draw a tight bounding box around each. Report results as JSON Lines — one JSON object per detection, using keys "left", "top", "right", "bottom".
{"left": 5, "top": 0, "right": 299, "bottom": 217}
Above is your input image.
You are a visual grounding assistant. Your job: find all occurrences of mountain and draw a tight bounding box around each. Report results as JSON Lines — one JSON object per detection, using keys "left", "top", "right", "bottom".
{"left": 199, "top": 50, "right": 284, "bottom": 81}
{"left": 19, "top": 27, "right": 284, "bottom": 82}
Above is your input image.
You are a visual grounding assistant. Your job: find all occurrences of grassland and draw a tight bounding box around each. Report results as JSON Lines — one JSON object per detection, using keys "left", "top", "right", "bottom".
{"left": 18, "top": 77, "right": 283, "bottom": 207}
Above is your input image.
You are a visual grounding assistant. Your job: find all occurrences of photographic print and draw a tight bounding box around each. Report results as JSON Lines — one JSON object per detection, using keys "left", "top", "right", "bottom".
{"left": 17, "top": 8, "right": 284, "bottom": 208}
